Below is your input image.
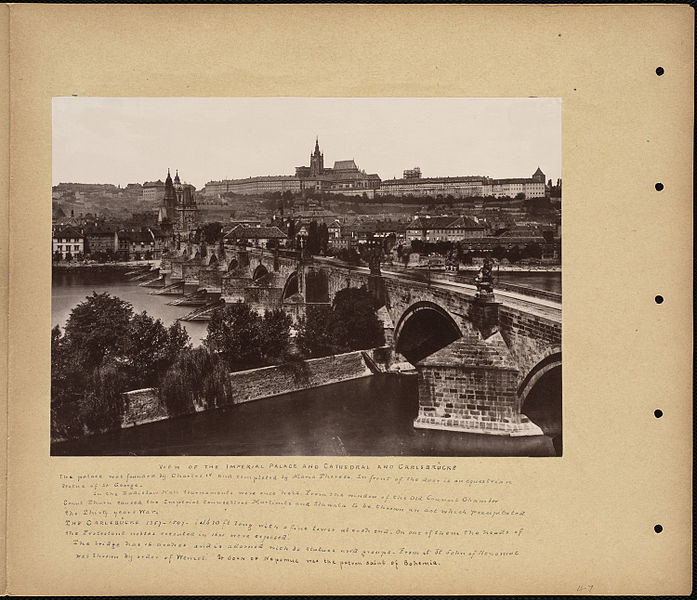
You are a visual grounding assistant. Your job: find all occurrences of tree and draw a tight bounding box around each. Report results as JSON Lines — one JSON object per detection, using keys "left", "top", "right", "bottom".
{"left": 508, "top": 245, "right": 521, "bottom": 263}
{"left": 338, "top": 247, "right": 361, "bottom": 265}
{"left": 318, "top": 223, "right": 329, "bottom": 254}
{"left": 493, "top": 245, "right": 507, "bottom": 261}
{"left": 200, "top": 222, "right": 223, "bottom": 244}
{"left": 296, "top": 287, "right": 385, "bottom": 358}
{"left": 160, "top": 347, "right": 231, "bottom": 414}
{"left": 166, "top": 321, "right": 192, "bottom": 363}
{"left": 307, "top": 221, "right": 320, "bottom": 255}
{"left": 524, "top": 242, "right": 543, "bottom": 260}
{"left": 260, "top": 309, "right": 292, "bottom": 363}
{"left": 296, "top": 305, "right": 339, "bottom": 358}
{"left": 204, "top": 303, "right": 264, "bottom": 368}
{"left": 64, "top": 292, "right": 133, "bottom": 370}
{"left": 80, "top": 362, "right": 132, "bottom": 433}
{"left": 332, "top": 287, "right": 385, "bottom": 351}
{"left": 51, "top": 325, "right": 82, "bottom": 408}
{"left": 123, "top": 312, "right": 185, "bottom": 386}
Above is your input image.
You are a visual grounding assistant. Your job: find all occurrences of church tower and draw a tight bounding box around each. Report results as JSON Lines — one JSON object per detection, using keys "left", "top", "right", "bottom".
{"left": 161, "top": 168, "right": 177, "bottom": 222}
{"left": 309, "top": 137, "right": 324, "bottom": 177}
{"left": 532, "top": 166, "right": 546, "bottom": 183}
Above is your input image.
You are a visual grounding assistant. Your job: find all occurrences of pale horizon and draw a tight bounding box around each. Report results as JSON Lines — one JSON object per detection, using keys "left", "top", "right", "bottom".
{"left": 53, "top": 97, "right": 561, "bottom": 190}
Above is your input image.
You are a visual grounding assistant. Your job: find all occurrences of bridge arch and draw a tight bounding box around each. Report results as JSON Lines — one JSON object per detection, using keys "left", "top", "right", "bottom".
{"left": 282, "top": 271, "right": 300, "bottom": 301}
{"left": 519, "top": 352, "right": 562, "bottom": 452}
{"left": 305, "top": 269, "right": 329, "bottom": 303}
{"left": 252, "top": 264, "right": 269, "bottom": 282}
{"left": 518, "top": 350, "right": 562, "bottom": 403}
{"left": 394, "top": 301, "right": 462, "bottom": 364}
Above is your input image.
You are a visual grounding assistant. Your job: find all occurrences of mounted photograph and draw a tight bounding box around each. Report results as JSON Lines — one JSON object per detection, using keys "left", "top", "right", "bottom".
{"left": 50, "top": 97, "right": 562, "bottom": 457}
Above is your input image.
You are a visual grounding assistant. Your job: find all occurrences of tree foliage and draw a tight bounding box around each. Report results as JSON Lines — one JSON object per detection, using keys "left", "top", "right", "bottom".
{"left": 122, "top": 312, "right": 191, "bottom": 386}
{"left": 296, "top": 305, "right": 339, "bottom": 358}
{"left": 64, "top": 292, "right": 133, "bottom": 370}
{"left": 160, "top": 347, "right": 231, "bottom": 415}
{"left": 204, "top": 303, "right": 292, "bottom": 370}
{"left": 51, "top": 292, "right": 192, "bottom": 439}
{"left": 331, "top": 287, "right": 385, "bottom": 351}
{"left": 297, "top": 287, "right": 385, "bottom": 358}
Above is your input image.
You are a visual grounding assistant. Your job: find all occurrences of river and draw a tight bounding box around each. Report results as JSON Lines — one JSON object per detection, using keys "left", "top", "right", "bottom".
{"left": 51, "top": 267, "right": 561, "bottom": 457}
{"left": 52, "top": 268, "right": 209, "bottom": 345}
{"left": 454, "top": 269, "right": 561, "bottom": 294}
{"left": 52, "top": 267, "right": 561, "bottom": 346}
{"left": 51, "top": 374, "right": 559, "bottom": 457}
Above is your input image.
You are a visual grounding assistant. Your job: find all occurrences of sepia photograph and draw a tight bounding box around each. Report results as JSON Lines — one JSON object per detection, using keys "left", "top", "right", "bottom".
{"left": 50, "top": 97, "right": 562, "bottom": 457}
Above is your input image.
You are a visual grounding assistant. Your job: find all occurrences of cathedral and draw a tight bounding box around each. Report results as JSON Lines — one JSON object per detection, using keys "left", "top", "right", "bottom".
{"left": 294, "top": 138, "right": 381, "bottom": 193}
{"left": 157, "top": 169, "right": 198, "bottom": 235}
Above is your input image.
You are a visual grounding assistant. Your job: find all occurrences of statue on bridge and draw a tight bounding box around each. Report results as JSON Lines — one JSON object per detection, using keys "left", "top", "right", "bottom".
{"left": 366, "top": 246, "right": 382, "bottom": 276}
{"left": 298, "top": 237, "right": 309, "bottom": 263}
{"left": 474, "top": 256, "right": 495, "bottom": 301}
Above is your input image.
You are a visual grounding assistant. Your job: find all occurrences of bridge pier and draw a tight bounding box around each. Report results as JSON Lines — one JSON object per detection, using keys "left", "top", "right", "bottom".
{"left": 414, "top": 362, "right": 543, "bottom": 436}
{"left": 408, "top": 290, "right": 546, "bottom": 437}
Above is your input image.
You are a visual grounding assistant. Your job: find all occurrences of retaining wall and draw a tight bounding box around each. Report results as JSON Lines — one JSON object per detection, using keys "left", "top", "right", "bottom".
{"left": 120, "top": 388, "right": 169, "bottom": 428}
{"left": 227, "top": 351, "right": 372, "bottom": 405}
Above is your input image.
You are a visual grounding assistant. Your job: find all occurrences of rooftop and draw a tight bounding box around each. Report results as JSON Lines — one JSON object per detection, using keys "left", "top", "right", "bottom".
{"left": 225, "top": 226, "right": 288, "bottom": 240}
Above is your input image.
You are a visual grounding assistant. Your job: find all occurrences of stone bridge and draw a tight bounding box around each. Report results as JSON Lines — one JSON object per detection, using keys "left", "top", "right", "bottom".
{"left": 317, "top": 261, "right": 561, "bottom": 438}
{"left": 160, "top": 245, "right": 561, "bottom": 439}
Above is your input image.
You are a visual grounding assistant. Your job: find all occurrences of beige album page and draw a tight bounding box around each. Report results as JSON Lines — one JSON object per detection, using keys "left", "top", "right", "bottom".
{"left": 4, "top": 3, "right": 694, "bottom": 596}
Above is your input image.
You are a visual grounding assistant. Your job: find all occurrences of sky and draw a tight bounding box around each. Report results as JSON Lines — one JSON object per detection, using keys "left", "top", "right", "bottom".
{"left": 52, "top": 97, "right": 561, "bottom": 190}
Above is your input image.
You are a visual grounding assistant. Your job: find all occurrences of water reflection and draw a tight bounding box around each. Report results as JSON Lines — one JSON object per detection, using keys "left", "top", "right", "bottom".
{"left": 52, "top": 375, "right": 558, "bottom": 457}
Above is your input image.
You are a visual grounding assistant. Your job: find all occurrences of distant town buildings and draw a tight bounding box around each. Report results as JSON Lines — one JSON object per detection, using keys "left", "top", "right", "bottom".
{"left": 224, "top": 225, "right": 288, "bottom": 249}
{"left": 52, "top": 226, "right": 84, "bottom": 260}
{"left": 50, "top": 138, "right": 560, "bottom": 265}
{"left": 406, "top": 216, "right": 486, "bottom": 243}
{"left": 142, "top": 179, "right": 165, "bottom": 203}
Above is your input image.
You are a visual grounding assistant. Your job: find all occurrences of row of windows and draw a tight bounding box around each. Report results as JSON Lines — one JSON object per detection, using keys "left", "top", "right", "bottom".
{"left": 55, "top": 245, "right": 81, "bottom": 251}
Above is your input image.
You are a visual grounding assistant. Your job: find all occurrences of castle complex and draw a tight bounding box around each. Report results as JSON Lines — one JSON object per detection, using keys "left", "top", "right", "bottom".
{"left": 202, "top": 138, "right": 550, "bottom": 201}
{"left": 203, "top": 138, "right": 381, "bottom": 198}
{"left": 379, "top": 166, "right": 547, "bottom": 199}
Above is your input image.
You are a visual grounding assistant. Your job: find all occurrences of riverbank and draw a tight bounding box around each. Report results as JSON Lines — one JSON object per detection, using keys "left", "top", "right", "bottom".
{"left": 52, "top": 347, "right": 397, "bottom": 444}
{"left": 455, "top": 264, "right": 561, "bottom": 273}
{"left": 52, "top": 260, "right": 158, "bottom": 270}
{"left": 51, "top": 375, "right": 557, "bottom": 457}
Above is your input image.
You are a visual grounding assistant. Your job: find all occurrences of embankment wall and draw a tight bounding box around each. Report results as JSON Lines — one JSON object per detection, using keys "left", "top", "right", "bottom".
{"left": 227, "top": 351, "right": 372, "bottom": 405}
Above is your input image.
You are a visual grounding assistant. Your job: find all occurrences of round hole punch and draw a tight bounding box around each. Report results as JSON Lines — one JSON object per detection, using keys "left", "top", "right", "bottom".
{"left": 654, "top": 409, "right": 663, "bottom": 419}
{"left": 656, "top": 67, "right": 664, "bottom": 76}
{"left": 654, "top": 524, "right": 663, "bottom": 534}
{"left": 655, "top": 182, "right": 664, "bottom": 191}
{"left": 655, "top": 295, "right": 664, "bottom": 304}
